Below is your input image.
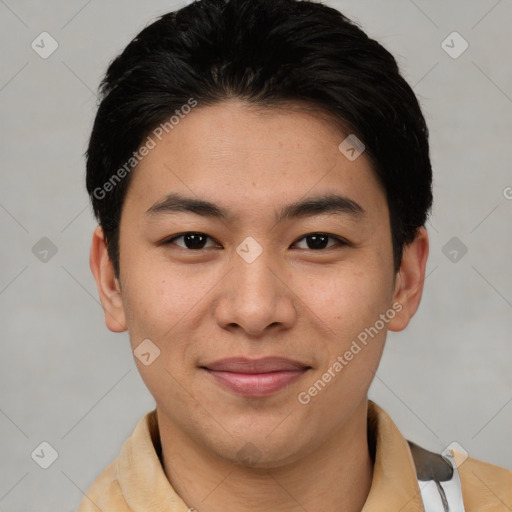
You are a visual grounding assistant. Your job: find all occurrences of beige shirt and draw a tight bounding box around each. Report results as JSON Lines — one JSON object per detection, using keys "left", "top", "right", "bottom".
{"left": 78, "top": 401, "right": 512, "bottom": 511}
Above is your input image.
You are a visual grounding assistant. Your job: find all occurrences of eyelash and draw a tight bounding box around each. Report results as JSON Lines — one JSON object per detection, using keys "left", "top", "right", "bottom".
{"left": 162, "top": 232, "right": 349, "bottom": 251}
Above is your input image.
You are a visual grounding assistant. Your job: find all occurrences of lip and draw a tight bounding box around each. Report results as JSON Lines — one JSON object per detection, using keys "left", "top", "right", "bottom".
{"left": 201, "top": 357, "right": 311, "bottom": 398}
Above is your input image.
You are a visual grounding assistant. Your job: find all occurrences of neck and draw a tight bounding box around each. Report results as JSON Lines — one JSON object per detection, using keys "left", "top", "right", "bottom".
{"left": 158, "top": 399, "right": 373, "bottom": 512}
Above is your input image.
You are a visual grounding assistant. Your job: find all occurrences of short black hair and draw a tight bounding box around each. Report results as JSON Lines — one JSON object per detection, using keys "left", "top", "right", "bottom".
{"left": 86, "top": 0, "right": 433, "bottom": 278}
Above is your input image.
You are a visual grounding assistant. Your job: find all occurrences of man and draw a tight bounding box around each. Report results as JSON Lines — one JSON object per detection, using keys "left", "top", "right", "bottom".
{"left": 81, "top": 0, "right": 512, "bottom": 510}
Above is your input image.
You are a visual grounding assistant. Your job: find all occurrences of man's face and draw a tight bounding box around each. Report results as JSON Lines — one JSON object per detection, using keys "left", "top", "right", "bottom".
{"left": 110, "top": 100, "right": 404, "bottom": 466}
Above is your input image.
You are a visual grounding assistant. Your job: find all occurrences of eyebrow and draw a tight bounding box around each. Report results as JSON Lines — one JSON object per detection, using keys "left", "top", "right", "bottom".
{"left": 145, "top": 192, "right": 365, "bottom": 223}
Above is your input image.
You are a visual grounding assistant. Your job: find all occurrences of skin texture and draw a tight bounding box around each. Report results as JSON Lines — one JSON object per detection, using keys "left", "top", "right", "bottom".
{"left": 90, "top": 99, "right": 429, "bottom": 512}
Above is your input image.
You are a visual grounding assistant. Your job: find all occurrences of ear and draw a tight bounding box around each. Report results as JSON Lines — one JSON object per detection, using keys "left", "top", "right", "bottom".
{"left": 388, "top": 227, "right": 429, "bottom": 332}
{"left": 89, "top": 226, "right": 127, "bottom": 332}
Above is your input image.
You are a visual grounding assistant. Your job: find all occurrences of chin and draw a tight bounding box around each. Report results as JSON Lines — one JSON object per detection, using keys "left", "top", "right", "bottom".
{"left": 209, "top": 424, "right": 314, "bottom": 470}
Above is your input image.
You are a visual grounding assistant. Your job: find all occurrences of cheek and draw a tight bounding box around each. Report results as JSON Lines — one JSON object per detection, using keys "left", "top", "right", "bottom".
{"left": 292, "top": 263, "right": 393, "bottom": 334}
{"left": 122, "top": 261, "right": 193, "bottom": 329}
{"left": 296, "top": 269, "right": 391, "bottom": 402}
{"left": 121, "top": 261, "right": 219, "bottom": 376}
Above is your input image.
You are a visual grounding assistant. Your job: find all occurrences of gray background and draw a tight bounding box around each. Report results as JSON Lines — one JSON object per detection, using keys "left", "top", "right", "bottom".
{"left": 1, "top": 0, "right": 511, "bottom": 510}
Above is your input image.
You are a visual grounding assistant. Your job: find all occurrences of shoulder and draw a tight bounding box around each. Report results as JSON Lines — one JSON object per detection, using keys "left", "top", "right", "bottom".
{"left": 77, "top": 410, "right": 161, "bottom": 511}
{"left": 77, "top": 457, "right": 126, "bottom": 511}
{"left": 407, "top": 439, "right": 512, "bottom": 510}
{"left": 458, "top": 454, "right": 512, "bottom": 510}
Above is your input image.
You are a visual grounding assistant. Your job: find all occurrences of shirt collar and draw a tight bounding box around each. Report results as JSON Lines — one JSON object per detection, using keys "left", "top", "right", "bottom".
{"left": 363, "top": 400, "right": 423, "bottom": 511}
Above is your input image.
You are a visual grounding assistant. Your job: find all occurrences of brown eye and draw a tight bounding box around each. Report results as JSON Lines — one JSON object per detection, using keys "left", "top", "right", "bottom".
{"left": 165, "top": 232, "right": 220, "bottom": 250}
{"left": 293, "top": 233, "right": 346, "bottom": 250}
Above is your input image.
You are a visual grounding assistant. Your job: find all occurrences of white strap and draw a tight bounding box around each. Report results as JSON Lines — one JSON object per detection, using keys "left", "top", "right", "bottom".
{"left": 417, "top": 448, "right": 466, "bottom": 512}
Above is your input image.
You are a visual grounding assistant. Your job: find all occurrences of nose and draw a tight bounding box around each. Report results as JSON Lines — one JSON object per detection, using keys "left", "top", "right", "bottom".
{"left": 214, "top": 245, "right": 297, "bottom": 338}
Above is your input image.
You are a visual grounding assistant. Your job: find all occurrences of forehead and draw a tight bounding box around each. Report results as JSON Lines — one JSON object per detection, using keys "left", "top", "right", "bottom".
{"left": 122, "top": 100, "right": 386, "bottom": 220}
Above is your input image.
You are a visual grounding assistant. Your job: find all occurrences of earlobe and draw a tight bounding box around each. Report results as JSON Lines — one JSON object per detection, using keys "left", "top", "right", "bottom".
{"left": 388, "top": 227, "right": 429, "bottom": 332}
{"left": 89, "top": 226, "right": 127, "bottom": 333}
